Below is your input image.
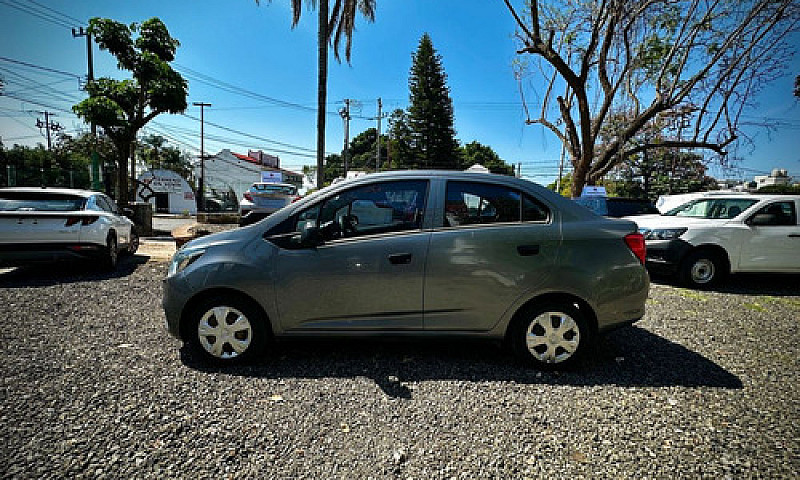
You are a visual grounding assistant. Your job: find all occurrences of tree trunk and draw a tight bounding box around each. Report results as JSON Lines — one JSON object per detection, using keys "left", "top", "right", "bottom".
{"left": 316, "top": 0, "right": 328, "bottom": 190}
{"left": 116, "top": 144, "right": 129, "bottom": 207}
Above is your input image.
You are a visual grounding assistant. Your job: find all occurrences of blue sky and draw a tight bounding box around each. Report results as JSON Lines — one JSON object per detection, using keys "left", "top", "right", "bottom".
{"left": 1, "top": 0, "right": 799, "bottom": 186}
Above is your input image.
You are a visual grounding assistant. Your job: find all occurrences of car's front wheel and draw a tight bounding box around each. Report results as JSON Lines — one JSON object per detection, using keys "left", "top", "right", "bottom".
{"left": 187, "top": 295, "right": 268, "bottom": 364}
{"left": 680, "top": 250, "right": 727, "bottom": 289}
{"left": 510, "top": 302, "right": 589, "bottom": 369}
{"left": 102, "top": 235, "right": 118, "bottom": 271}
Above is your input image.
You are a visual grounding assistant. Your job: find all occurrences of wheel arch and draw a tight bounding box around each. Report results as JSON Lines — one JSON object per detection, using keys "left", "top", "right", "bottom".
{"left": 504, "top": 292, "right": 599, "bottom": 342}
{"left": 179, "top": 287, "right": 272, "bottom": 341}
{"left": 683, "top": 243, "right": 731, "bottom": 273}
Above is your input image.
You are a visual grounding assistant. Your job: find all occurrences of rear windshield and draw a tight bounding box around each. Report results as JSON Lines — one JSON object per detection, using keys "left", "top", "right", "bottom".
{"left": 606, "top": 199, "right": 659, "bottom": 217}
{"left": 252, "top": 184, "right": 297, "bottom": 195}
{"left": 0, "top": 192, "right": 86, "bottom": 212}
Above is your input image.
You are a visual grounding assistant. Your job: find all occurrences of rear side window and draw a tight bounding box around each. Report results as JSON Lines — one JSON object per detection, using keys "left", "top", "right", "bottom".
{"left": 0, "top": 192, "right": 86, "bottom": 212}
{"left": 445, "top": 181, "right": 549, "bottom": 226}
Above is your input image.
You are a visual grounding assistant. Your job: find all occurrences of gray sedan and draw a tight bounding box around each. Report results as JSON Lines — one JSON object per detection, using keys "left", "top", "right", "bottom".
{"left": 163, "top": 171, "right": 649, "bottom": 369}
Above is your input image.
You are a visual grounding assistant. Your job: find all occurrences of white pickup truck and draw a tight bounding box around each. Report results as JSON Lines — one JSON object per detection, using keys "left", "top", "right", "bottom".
{"left": 626, "top": 194, "right": 800, "bottom": 288}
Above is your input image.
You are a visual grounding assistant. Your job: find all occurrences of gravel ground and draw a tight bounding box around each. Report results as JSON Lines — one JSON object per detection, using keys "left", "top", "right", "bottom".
{"left": 1, "top": 255, "right": 798, "bottom": 479}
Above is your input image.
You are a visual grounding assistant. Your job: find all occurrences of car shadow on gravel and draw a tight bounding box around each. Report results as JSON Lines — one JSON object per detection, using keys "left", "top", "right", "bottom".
{"left": 179, "top": 326, "right": 741, "bottom": 399}
{"left": 650, "top": 272, "right": 800, "bottom": 296}
{"left": 0, "top": 254, "right": 148, "bottom": 287}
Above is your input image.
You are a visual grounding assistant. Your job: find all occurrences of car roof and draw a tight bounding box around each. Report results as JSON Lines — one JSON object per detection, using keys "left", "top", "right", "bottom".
{"left": 0, "top": 187, "right": 100, "bottom": 198}
{"left": 251, "top": 182, "right": 296, "bottom": 188}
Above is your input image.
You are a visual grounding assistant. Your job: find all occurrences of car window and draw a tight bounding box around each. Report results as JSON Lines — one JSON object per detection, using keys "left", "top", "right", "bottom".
{"left": 253, "top": 184, "right": 297, "bottom": 195}
{"left": 445, "top": 181, "right": 549, "bottom": 226}
{"left": 666, "top": 198, "right": 758, "bottom": 219}
{"left": 0, "top": 192, "right": 86, "bottom": 211}
{"left": 294, "top": 180, "right": 428, "bottom": 241}
{"left": 750, "top": 201, "right": 797, "bottom": 226}
{"left": 94, "top": 195, "right": 115, "bottom": 213}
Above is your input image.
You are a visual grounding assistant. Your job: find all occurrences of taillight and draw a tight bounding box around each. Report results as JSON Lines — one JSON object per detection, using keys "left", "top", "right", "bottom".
{"left": 243, "top": 192, "right": 253, "bottom": 202}
{"left": 624, "top": 233, "right": 646, "bottom": 264}
{"left": 291, "top": 195, "right": 301, "bottom": 203}
{"left": 65, "top": 216, "right": 98, "bottom": 227}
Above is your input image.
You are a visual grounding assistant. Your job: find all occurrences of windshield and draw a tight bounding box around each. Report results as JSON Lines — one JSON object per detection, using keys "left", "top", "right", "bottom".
{"left": 0, "top": 192, "right": 87, "bottom": 212}
{"left": 665, "top": 198, "right": 758, "bottom": 219}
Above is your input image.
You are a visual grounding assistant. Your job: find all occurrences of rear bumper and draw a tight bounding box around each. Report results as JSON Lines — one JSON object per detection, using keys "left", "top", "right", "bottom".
{"left": 0, "top": 242, "right": 105, "bottom": 266}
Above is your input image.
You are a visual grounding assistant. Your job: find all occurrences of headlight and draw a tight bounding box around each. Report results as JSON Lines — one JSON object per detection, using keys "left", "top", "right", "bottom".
{"left": 167, "top": 248, "right": 205, "bottom": 277}
{"left": 642, "top": 228, "right": 687, "bottom": 240}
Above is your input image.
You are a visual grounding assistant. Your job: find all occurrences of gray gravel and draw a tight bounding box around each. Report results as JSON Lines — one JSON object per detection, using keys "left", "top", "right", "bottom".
{"left": 1, "top": 257, "right": 798, "bottom": 479}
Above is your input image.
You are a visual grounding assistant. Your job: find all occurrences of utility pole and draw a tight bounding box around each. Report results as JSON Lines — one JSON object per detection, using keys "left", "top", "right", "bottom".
{"left": 36, "top": 111, "right": 62, "bottom": 151}
{"left": 375, "top": 98, "right": 382, "bottom": 172}
{"left": 339, "top": 99, "right": 350, "bottom": 178}
{"left": 73, "top": 26, "right": 102, "bottom": 191}
{"left": 193, "top": 102, "right": 211, "bottom": 212}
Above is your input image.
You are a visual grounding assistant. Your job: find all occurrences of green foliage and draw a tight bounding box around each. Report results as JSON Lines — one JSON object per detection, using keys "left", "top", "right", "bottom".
{"left": 460, "top": 141, "right": 513, "bottom": 175}
{"left": 610, "top": 150, "right": 716, "bottom": 201}
{"left": 407, "top": 33, "right": 461, "bottom": 170}
{"left": 136, "top": 135, "right": 193, "bottom": 185}
{"left": 757, "top": 184, "right": 800, "bottom": 194}
{"left": 546, "top": 173, "right": 572, "bottom": 197}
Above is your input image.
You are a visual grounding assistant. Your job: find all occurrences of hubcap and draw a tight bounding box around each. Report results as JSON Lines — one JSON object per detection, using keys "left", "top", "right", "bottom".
{"left": 525, "top": 311, "right": 580, "bottom": 364}
{"left": 690, "top": 258, "right": 715, "bottom": 284}
{"left": 198, "top": 306, "right": 252, "bottom": 359}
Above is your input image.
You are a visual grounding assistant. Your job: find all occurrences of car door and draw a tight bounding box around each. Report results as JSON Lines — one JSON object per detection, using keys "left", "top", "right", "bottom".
{"left": 738, "top": 199, "right": 800, "bottom": 271}
{"left": 424, "top": 180, "right": 560, "bottom": 331}
{"left": 272, "top": 179, "right": 430, "bottom": 332}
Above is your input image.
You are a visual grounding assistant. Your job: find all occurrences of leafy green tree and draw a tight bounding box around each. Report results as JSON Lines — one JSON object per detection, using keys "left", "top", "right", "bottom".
{"left": 546, "top": 172, "right": 572, "bottom": 197}
{"left": 407, "top": 33, "right": 461, "bottom": 169}
{"left": 610, "top": 150, "right": 716, "bottom": 200}
{"left": 72, "top": 17, "right": 188, "bottom": 206}
{"left": 259, "top": 0, "right": 376, "bottom": 191}
{"left": 460, "top": 141, "right": 514, "bottom": 175}
{"left": 505, "top": 0, "right": 800, "bottom": 198}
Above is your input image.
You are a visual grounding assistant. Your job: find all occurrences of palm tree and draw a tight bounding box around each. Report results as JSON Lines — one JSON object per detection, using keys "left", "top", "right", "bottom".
{"left": 259, "top": 0, "right": 376, "bottom": 189}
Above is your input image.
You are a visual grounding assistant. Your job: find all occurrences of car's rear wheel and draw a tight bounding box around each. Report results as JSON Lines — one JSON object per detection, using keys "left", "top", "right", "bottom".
{"left": 680, "top": 250, "right": 726, "bottom": 289}
{"left": 187, "top": 295, "right": 268, "bottom": 364}
{"left": 510, "top": 302, "right": 589, "bottom": 369}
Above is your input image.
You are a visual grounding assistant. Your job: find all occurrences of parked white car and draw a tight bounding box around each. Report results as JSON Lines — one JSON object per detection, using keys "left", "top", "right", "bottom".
{"left": 627, "top": 194, "right": 800, "bottom": 288}
{"left": 0, "top": 187, "right": 138, "bottom": 270}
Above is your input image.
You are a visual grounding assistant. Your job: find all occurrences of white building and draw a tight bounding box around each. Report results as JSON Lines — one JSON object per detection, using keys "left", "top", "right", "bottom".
{"left": 754, "top": 169, "right": 793, "bottom": 189}
{"left": 135, "top": 169, "right": 197, "bottom": 214}
{"left": 198, "top": 149, "right": 303, "bottom": 210}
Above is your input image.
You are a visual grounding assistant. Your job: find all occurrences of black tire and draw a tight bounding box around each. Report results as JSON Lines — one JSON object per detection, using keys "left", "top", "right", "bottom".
{"left": 680, "top": 250, "right": 727, "bottom": 289}
{"left": 102, "top": 235, "right": 119, "bottom": 271}
{"left": 510, "top": 302, "right": 590, "bottom": 370}
{"left": 186, "top": 294, "right": 268, "bottom": 365}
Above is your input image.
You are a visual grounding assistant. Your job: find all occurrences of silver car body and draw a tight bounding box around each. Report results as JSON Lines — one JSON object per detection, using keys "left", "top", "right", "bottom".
{"left": 239, "top": 182, "right": 299, "bottom": 217}
{"left": 163, "top": 171, "right": 648, "bottom": 341}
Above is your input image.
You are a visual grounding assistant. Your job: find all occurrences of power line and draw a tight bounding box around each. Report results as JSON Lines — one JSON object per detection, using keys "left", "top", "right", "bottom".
{"left": 26, "top": 0, "right": 85, "bottom": 26}
{"left": 0, "top": 0, "right": 76, "bottom": 29}
{"left": 0, "top": 56, "right": 82, "bottom": 79}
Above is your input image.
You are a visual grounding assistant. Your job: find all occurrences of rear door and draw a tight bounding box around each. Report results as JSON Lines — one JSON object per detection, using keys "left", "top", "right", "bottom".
{"left": 423, "top": 180, "right": 560, "bottom": 331}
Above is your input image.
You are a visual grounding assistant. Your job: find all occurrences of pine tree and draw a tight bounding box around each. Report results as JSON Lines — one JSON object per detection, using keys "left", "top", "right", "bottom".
{"left": 407, "top": 33, "right": 460, "bottom": 170}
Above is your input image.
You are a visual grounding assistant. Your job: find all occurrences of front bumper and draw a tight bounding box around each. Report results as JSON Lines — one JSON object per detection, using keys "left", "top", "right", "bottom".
{"left": 644, "top": 238, "right": 692, "bottom": 275}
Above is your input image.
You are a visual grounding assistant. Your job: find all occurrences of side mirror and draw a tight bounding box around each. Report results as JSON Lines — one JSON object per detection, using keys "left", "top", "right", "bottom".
{"left": 122, "top": 207, "right": 134, "bottom": 218}
{"left": 747, "top": 213, "right": 776, "bottom": 226}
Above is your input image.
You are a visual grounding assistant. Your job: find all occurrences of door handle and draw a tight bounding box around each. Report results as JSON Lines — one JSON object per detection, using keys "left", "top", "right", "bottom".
{"left": 388, "top": 253, "right": 413, "bottom": 265}
{"left": 789, "top": 234, "right": 800, "bottom": 238}
{"left": 517, "top": 245, "right": 540, "bottom": 256}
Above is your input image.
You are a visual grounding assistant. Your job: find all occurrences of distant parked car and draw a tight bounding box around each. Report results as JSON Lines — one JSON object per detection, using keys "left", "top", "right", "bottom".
{"left": 627, "top": 194, "right": 800, "bottom": 288}
{"left": 163, "top": 171, "right": 649, "bottom": 369}
{"left": 239, "top": 182, "right": 300, "bottom": 226}
{"left": 0, "top": 187, "right": 138, "bottom": 270}
{"left": 573, "top": 196, "right": 659, "bottom": 217}
{"left": 655, "top": 190, "right": 747, "bottom": 213}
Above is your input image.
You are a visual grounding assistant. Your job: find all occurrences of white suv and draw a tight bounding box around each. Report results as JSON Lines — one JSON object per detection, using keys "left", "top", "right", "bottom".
{"left": 627, "top": 195, "right": 800, "bottom": 288}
